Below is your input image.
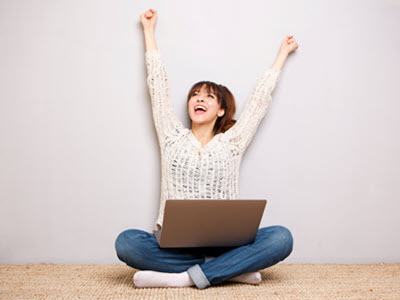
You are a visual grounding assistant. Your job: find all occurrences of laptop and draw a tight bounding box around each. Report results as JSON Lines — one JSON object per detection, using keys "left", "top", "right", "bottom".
{"left": 152, "top": 199, "right": 267, "bottom": 248}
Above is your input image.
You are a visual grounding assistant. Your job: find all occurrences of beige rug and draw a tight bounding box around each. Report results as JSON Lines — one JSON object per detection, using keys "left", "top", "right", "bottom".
{"left": 1, "top": 263, "right": 399, "bottom": 299}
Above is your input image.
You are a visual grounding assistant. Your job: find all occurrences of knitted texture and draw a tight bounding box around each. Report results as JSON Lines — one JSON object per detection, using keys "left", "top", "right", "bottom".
{"left": 145, "top": 49, "right": 281, "bottom": 230}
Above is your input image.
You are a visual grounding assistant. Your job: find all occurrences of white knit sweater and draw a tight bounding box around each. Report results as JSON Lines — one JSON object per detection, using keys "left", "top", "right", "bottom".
{"left": 145, "top": 49, "right": 281, "bottom": 231}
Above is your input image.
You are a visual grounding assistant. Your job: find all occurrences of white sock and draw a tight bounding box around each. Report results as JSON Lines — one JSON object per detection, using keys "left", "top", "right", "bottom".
{"left": 133, "top": 270, "right": 262, "bottom": 288}
{"left": 133, "top": 270, "right": 195, "bottom": 288}
{"left": 228, "top": 271, "right": 262, "bottom": 284}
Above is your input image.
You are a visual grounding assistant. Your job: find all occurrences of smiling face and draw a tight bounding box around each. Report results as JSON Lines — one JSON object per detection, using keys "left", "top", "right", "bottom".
{"left": 188, "top": 84, "right": 225, "bottom": 126}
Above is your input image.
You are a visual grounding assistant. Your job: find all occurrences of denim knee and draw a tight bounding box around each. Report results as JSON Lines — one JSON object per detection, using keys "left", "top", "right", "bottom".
{"left": 115, "top": 229, "right": 142, "bottom": 263}
{"left": 273, "top": 225, "right": 294, "bottom": 259}
{"left": 115, "top": 230, "right": 128, "bottom": 262}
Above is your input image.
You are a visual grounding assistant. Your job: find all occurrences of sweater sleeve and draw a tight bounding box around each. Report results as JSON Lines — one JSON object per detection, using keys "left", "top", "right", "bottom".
{"left": 145, "top": 49, "right": 185, "bottom": 148}
{"left": 224, "top": 67, "right": 281, "bottom": 153}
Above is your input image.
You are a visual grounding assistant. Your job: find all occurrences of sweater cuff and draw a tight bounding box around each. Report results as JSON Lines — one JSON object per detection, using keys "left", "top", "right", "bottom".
{"left": 267, "top": 67, "right": 281, "bottom": 76}
{"left": 145, "top": 49, "right": 160, "bottom": 57}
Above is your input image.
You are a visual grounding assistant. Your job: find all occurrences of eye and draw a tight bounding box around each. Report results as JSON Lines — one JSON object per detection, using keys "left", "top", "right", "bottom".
{"left": 209, "top": 94, "right": 214, "bottom": 98}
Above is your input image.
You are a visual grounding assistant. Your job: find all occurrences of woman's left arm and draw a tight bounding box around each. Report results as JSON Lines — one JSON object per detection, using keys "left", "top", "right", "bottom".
{"left": 272, "top": 34, "right": 299, "bottom": 70}
{"left": 224, "top": 35, "right": 299, "bottom": 153}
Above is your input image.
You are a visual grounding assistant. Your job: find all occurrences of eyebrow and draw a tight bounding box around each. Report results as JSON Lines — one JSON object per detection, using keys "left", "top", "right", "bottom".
{"left": 194, "top": 90, "right": 215, "bottom": 95}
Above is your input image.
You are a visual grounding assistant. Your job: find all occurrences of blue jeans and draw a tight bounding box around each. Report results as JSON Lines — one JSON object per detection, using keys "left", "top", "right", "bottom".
{"left": 115, "top": 225, "right": 293, "bottom": 289}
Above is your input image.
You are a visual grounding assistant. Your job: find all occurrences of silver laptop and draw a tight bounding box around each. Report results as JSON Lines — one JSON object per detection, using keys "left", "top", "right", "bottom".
{"left": 153, "top": 199, "right": 267, "bottom": 248}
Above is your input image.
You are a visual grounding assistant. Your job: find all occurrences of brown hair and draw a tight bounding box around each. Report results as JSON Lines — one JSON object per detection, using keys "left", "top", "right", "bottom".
{"left": 187, "top": 81, "right": 236, "bottom": 135}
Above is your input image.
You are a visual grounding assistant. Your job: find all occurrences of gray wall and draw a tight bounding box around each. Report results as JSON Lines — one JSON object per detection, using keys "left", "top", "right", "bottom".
{"left": 0, "top": 0, "right": 399, "bottom": 264}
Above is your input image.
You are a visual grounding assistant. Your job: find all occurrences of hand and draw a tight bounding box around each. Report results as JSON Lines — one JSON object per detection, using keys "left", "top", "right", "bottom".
{"left": 139, "top": 8, "right": 158, "bottom": 32}
{"left": 279, "top": 35, "right": 299, "bottom": 56}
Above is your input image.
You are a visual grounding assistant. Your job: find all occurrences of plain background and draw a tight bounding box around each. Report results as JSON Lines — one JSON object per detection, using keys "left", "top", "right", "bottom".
{"left": 0, "top": 0, "right": 399, "bottom": 264}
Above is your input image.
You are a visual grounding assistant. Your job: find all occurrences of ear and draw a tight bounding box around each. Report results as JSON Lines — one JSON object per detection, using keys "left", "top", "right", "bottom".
{"left": 218, "top": 108, "right": 225, "bottom": 117}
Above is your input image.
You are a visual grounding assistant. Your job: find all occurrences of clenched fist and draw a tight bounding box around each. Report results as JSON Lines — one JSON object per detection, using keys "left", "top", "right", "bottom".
{"left": 279, "top": 35, "right": 299, "bottom": 55}
{"left": 140, "top": 8, "right": 158, "bottom": 32}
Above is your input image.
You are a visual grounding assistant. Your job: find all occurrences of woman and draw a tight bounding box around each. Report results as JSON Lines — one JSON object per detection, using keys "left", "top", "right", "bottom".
{"left": 115, "top": 8, "right": 299, "bottom": 289}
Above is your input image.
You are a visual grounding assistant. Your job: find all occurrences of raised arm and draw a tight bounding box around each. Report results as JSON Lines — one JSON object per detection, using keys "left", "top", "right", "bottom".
{"left": 224, "top": 35, "right": 299, "bottom": 154}
{"left": 140, "top": 9, "right": 185, "bottom": 149}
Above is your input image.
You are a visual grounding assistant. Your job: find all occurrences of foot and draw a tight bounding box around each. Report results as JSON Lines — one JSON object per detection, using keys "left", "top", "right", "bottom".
{"left": 133, "top": 270, "right": 195, "bottom": 288}
{"left": 228, "top": 271, "right": 262, "bottom": 284}
{"left": 133, "top": 270, "right": 262, "bottom": 288}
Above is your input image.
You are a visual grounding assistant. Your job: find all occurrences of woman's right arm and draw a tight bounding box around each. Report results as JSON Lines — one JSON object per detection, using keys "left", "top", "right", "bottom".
{"left": 140, "top": 9, "right": 158, "bottom": 51}
{"left": 140, "top": 9, "right": 185, "bottom": 148}
{"left": 143, "top": 28, "right": 157, "bottom": 52}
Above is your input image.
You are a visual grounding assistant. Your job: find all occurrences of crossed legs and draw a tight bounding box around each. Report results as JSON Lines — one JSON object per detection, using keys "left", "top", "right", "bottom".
{"left": 115, "top": 225, "right": 293, "bottom": 289}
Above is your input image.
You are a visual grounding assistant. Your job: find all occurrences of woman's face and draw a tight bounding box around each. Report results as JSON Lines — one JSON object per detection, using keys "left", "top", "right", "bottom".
{"left": 188, "top": 84, "right": 225, "bottom": 126}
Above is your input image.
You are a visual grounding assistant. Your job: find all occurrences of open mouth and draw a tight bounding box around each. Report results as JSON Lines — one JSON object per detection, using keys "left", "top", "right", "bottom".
{"left": 194, "top": 105, "right": 207, "bottom": 115}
